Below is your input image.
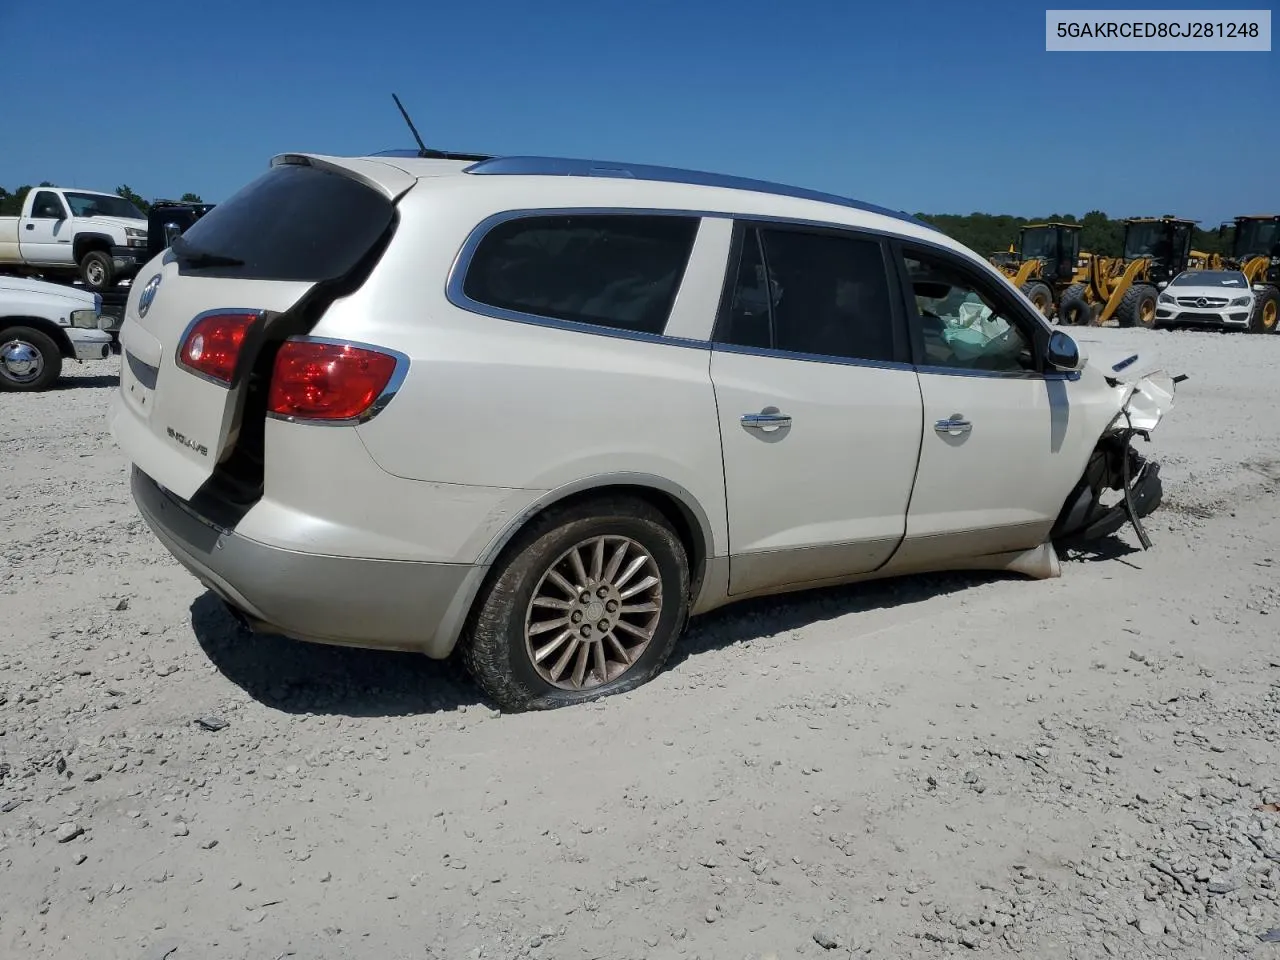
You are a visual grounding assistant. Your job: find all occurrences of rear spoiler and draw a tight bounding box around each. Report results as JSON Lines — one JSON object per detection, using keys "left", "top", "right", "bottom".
{"left": 269, "top": 153, "right": 420, "bottom": 202}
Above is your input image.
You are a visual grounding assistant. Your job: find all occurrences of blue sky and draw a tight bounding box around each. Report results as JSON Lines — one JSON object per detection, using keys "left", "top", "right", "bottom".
{"left": 2, "top": 0, "right": 1275, "bottom": 222}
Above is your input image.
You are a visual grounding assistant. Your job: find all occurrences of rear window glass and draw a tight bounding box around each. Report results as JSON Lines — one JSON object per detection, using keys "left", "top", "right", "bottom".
{"left": 461, "top": 214, "right": 699, "bottom": 335}
{"left": 170, "top": 163, "right": 394, "bottom": 282}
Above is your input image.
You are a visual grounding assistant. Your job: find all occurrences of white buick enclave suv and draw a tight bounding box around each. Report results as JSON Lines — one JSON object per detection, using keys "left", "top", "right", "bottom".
{"left": 109, "top": 150, "right": 1179, "bottom": 711}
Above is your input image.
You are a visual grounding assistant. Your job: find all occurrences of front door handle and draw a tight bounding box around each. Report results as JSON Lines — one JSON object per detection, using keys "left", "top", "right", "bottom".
{"left": 934, "top": 417, "right": 972, "bottom": 436}
{"left": 741, "top": 411, "right": 792, "bottom": 430}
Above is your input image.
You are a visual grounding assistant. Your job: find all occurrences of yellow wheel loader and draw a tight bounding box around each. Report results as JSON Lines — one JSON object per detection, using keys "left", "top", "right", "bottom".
{"left": 1057, "top": 217, "right": 1195, "bottom": 328}
{"left": 1215, "top": 215, "right": 1280, "bottom": 334}
{"left": 988, "top": 222, "right": 1084, "bottom": 319}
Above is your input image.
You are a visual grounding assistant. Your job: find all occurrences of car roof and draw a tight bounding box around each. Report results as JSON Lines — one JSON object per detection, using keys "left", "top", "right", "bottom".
{"left": 275, "top": 151, "right": 941, "bottom": 235}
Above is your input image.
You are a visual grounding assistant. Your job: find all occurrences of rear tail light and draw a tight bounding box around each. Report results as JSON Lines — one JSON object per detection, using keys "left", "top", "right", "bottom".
{"left": 177, "top": 311, "right": 259, "bottom": 384}
{"left": 267, "top": 339, "right": 402, "bottom": 422}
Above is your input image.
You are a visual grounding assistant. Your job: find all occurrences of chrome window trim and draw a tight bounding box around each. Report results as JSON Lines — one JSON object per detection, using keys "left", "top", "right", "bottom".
{"left": 917, "top": 364, "right": 1081, "bottom": 382}
{"left": 173, "top": 308, "right": 266, "bottom": 388}
{"left": 264, "top": 335, "right": 411, "bottom": 427}
{"left": 445, "top": 206, "right": 1077, "bottom": 383}
{"left": 713, "top": 341, "right": 915, "bottom": 374}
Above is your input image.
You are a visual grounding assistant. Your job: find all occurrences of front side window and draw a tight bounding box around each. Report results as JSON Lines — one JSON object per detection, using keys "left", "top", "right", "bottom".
{"left": 462, "top": 214, "right": 699, "bottom": 336}
{"left": 902, "top": 250, "right": 1037, "bottom": 374}
{"left": 30, "top": 191, "right": 66, "bottom": 219}
{"left": 718, "top": 226, "right": 898, "bottom": 364}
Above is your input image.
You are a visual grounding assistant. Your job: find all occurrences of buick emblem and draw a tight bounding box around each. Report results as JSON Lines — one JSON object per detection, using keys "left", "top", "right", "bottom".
{"left": 138, "top": 274, "right": 162, "bottom": 318}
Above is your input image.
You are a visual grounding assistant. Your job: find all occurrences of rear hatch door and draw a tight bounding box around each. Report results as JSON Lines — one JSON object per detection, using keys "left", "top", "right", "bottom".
{"left": 116, "top": 156, "right": 413, "bottom": 500}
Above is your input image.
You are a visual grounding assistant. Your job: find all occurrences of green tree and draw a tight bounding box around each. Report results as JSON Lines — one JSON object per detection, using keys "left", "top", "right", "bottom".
{"left": 180, "top": 192, "right": 203, "bottom": 204}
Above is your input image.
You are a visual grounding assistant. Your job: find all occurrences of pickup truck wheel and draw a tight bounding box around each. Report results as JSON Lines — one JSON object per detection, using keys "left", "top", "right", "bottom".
{"left": 459, "top": 495, "right": 691, "bottom": 712}
{"left": 0, "top": 326, "right": 62, "bottom": 392}
{"left": 80, "top": 251, "right": 115, "bottom": 290}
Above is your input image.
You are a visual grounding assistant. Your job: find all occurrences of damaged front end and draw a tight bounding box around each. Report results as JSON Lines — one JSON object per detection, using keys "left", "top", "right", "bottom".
{"left": 1052, "top": 355, "right": 1185, "bottom": 550}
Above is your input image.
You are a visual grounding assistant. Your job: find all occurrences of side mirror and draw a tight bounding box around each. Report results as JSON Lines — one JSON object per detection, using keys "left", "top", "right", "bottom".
{"left": 1046, "top": 330, "right": 1082, "bottom": 372}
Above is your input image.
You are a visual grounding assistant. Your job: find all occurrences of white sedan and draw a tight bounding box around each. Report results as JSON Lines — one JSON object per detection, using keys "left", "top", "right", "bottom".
{"left": 1155, "top": 270, "right": 1256, "bottom": 331}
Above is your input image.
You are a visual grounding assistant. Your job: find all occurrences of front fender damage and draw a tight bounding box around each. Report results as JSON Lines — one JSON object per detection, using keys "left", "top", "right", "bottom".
{"left": 1051, "top": 360, "right": 1187, "bottom": 550}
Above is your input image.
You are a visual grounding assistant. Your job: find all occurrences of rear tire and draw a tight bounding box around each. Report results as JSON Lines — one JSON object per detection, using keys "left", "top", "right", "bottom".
{"left": 1118, "top": 284, "right": 1159, "bottom": 329}
{"left": 458, "top": 495, "right": 691, "bottom": 712}
{"left": 1020, "top": 281, "right": 1053, "bottom": 319}
{"left": 80, "top": 250, "right": 114, "bottom": 291}
{"left": 1057, "top": 284, "right": 1092, "bottom": 326}
{"left": 0, "top": 325, "right": 62, "bottom": 392}
{"left": 1248, "top": 286, "right": 1279, "bottom": 334}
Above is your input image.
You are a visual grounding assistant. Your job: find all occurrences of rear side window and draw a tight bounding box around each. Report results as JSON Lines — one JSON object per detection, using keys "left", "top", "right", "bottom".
{"left": 461, "top": 214, "right": 699, "bottom": 335}
{"left": 170, "top": 163, "right": 395, "bottom": 282}
{"left": 719, "top": 225, "right": 898, "bottom": 364}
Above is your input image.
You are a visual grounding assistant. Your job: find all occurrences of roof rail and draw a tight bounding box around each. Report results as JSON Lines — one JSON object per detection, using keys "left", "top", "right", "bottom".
{"left": 462, "top": 155, "right": 936, "bottom": 231}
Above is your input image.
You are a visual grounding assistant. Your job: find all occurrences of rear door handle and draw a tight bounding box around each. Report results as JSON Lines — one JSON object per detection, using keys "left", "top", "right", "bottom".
{"left": 741, "top": 411, "right": 792, "bottom": 430}
{"left": 934, "top": 418, "right": 972, "bottom": 436}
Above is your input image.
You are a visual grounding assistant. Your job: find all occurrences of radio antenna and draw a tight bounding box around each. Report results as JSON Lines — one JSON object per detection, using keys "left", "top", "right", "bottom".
{"left": 392, "top": 93, "right": 430, "bottom": 158}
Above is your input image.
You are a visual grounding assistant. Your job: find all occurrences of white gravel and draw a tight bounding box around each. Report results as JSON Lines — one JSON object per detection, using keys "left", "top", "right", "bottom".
{"left": 2, "top": 327, "right": 1280, "bottom": 960}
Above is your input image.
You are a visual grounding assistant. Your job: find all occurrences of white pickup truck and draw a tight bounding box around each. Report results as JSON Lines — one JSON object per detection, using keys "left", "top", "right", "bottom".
{"left": 0, "top": 187, "right": 149, "bottom": 291}
{"left": 1, "top": 275, "right": 118, "bottom": 391}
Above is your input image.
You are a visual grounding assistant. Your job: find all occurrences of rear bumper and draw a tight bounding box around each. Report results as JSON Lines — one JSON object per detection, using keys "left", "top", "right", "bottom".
{"left": 110, "top": 244, "right": 148, "bottom": 275}
{"left": 130, "top": 466, "right": 486, "bottom": 657}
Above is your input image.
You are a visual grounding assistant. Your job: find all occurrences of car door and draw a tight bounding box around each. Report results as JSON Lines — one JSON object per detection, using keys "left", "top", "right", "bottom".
{"left": 22, "top": 190, "right": 75, "bottom": 265}
{"left": 888, "top": 239, "right": 1083, "bottom": 566}
{"left": 709, "top": 222, "right": 923, "bottom": 596}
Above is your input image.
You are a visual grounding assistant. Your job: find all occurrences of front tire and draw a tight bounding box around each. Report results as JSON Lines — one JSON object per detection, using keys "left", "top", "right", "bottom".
{"left": 80, "top": 250, "right": 115, "bottom": 291}
{"left": 1248, "top": 286, "right": 1278, "bottom": 334}
{"left": 459, "top": 495, "right": 691, "bottom": 712}
{"left": 1118, "top": 283, "right": 1159, "bottom": 329}
{"left": 0, "top": 326, "right": 62, "bottom": 392}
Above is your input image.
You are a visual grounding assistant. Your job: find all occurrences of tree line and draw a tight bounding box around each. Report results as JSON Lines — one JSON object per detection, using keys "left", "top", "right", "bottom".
{"left": 0, "top": 182, "right": 1237, "bottom": 256}
{"left": 0, "top": 184, "right": 204, "bottom": 218}
{"left": 914, "top": 210, "right": 1233, "bottom": 257}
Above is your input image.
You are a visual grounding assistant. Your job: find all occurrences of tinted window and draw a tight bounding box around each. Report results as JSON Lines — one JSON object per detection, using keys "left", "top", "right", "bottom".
{"left": 30, "top": 191, "right": 66, "bottom": 219}
{"left": 171, "top": 163, "right": 395, "bottom": 282}
{"left": 902, "top": 250, "right": 1036, "bottom": 373}
{"left": 719, "top": 226, "right": 897, "bottom": 363}
{"left": 462, "top": 214, "right": 699, "bottom": 335}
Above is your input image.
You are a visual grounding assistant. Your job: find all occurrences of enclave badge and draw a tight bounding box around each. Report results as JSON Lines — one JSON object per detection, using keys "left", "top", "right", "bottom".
{"left": 166, "top": 426, "right": 208, "bottom": 457}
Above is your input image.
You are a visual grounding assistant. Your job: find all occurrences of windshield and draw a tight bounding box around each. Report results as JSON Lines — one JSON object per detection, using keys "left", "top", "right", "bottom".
{"left": 1124, "top": 222, "right": 1170, "bottom": 259}
{"left": 1235, "top": 219, "right": 1280, "bottom": 258}
{"left": 1019, "top": 227, "right": 1058, "bottom": 260}
{"left": 1171, "top": 270, "right": 1248, "bottom": 288}
{"left": 64, "top": 192, "right": 145, "bottom": 220}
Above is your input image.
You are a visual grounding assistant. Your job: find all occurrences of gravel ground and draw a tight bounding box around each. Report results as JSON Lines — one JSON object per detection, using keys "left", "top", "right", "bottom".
{"left": 2, "top": 327, "right": 1279, "bottom": 960}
